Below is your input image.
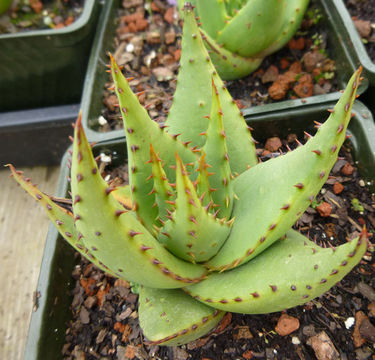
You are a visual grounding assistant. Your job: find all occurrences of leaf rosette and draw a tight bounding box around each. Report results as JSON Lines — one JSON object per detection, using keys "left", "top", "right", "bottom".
{"left": 9, "top": 4, "right": 367, "bottom": 346}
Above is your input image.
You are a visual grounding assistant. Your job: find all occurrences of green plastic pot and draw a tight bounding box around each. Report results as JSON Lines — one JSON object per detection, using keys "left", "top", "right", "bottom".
{"left": 322, "top": 0, "right": 375, "bottom": 114}
{"left": 24, "top": 100, "right": 375, "bottom": 359}
{"left": 80, "top": 0, "right": 369, "bottom": 144}
{"left": 0, "top": 0, "right": 102, "bottom": 111}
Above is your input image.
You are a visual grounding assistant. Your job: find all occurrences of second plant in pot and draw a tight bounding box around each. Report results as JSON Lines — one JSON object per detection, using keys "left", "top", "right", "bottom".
{"left": 10, "top": 3, "right": 368, "bottom": 347}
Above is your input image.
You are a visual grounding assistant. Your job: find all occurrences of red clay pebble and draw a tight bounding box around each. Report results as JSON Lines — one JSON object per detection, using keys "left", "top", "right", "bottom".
{"left": 280, "top": 58, "right": 290, "bottom": 70}
{"left": 333, "top": 182, "right": 344, "bottom": 194}
{"left": 269, "top": 81, "right": 288, "bottom": 100}
{"left": 164, "top": 7, "right": 175, "bottom": 24}
{"left": 341, "top": 162, "right": 355, "bottom": 176}
{"left": 265, "top": 137, "right": 282, "bottom": 152}
{"left": 275, "top": 314, "right": 300, "bottom": 336}
{"left": 288, "top": 37, "right": 305, "bottom": 50}
{"left": 242, "top": 350, "right": 253, "bottom": 359}
{"left": 289, "top": 61, "right": 302, "bottom": 74}
{"left": 293, "top": 73, "right": 313, "bottom": 98}
{"left": 316, "top": 202, "right": 332, "bottom": 217}
{"left": 30, "top": 0, "right": 43, "bottom": 13}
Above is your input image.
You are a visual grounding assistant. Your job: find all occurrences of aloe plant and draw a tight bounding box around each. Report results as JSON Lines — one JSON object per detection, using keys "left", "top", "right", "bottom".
{"left": 176, "top": 0, "right": 310, "bottom": 80}
{"left": 8, "top": 4, "right": 367, "bottom": 347}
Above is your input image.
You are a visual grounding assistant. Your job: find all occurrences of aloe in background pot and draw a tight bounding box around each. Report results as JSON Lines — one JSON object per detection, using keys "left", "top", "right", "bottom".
{"left": 9, "top": 4, "right": 367, "bottom": 347}
{"left": 176, "top": 0, "right": 310, "bottom": 80}
{"left": 0, "top": 0, "right": 12, "bottom": 14}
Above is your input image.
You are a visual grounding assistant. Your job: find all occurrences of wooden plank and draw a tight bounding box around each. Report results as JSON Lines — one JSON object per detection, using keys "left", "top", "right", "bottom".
{"left": 0, "top": 166, "right": 60, "bottom": 360}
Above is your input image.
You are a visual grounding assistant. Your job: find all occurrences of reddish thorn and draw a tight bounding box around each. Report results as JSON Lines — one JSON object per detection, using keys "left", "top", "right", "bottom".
{"left": 115, "top": 210, "right": 126, "bottom": 216}
{"left": 105, "top": 187, "right": 116, "bottom": 195}
{"left": 129, "top": 230, "right": 142, "bottom": 237}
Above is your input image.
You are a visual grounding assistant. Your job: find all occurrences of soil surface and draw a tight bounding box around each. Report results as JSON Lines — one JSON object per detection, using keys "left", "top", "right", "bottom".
{"left": 62, "top": 135, "right": 375, "bottom": 360}
{"left": 344, "top": 0, "right": 375, "bottom": 62}
{"left": 0, "top": 0, "right": 84, "bottom": 34}
{"left": 98, "top": 0, "right": 338, "bottom": 132}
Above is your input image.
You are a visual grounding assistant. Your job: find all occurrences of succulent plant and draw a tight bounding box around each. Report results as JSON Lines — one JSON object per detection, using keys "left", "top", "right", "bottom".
{"left": 177, "top": 0, "right": 310, "bottom": 80}
{"left": 9, "top": 4, "right": 367, "bottom": 347}
{"left": 0, "top": 0, "right": 12, "bottom": 15}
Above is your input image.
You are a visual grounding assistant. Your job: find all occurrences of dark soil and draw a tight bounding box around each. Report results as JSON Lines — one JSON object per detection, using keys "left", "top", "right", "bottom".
{"left": 62, "top": 136, "right": 375, "bottom": 360}
{"left": 98, "top": 0, "right": 338, "bottom": 132}
{"left": 344, "top": 0, "right": 375, "bottom": 62}
{"left": 0, "top": 0, "right": 84, "bottom": 34}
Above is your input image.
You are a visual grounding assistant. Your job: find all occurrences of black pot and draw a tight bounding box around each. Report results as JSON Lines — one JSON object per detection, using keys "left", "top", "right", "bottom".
{"left": 79, "top": 0, "right": 369, "bottom": 144}
{"left": 24, "top": 100, "right": 375, "bottom": 359}
{"left": 322, "top": 0, "right": 375, "bottom": 114}
{"left": 0, "top": 0, "right": 102, "bottom": 111}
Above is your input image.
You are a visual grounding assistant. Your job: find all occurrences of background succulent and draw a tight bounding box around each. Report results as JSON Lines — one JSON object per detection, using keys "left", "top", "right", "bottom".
{"left": 9, "top": 4, "right": 367, "bottom": 347}
{"left": 177, "top": 0, "right": 310, "bottom": 80}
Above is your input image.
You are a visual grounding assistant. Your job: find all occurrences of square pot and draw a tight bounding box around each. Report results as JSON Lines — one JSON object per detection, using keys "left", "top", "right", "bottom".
{"left": 24, "top": 100, "right": 375, "bottom": 359}
{"left": 0, "top": 103, "right": 79, "bottom": 167}
{"left": 79, "top": 0, "right": 369, "bottom": 143}
{"left": 322, "top": 0, "right": 375, "bottom": 114}
{"left": 0, "top": 0, "right": 102, "bottom": 111}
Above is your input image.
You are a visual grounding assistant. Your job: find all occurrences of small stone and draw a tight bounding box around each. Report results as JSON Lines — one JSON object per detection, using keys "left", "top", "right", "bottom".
{"left": 333, "top": 182, "right": 344, "bottom": 195}
{"left": 303, "top": 51, "right": 326, "bottom": 72}
{"left": 96, "top": 328, "right": 107, "bottom": 344}
{"left": 275, "top": 314, "right": 300, "bottom": 336}
{"left": 165, "top": 29, "right": 176, "bottom": 44}
{"left": 307, "top": 332, "right": 340, "bottom": 360}
{"left": 292, "top": 336, "right": 301, "bottom": 345}
{"left": 353, "top": 19, "right": 372, "bottom": 38}
{"left": 30, "top": 0, "right": 43, "bottom": 14}
{"left": 341, "top": 162, "right": 355, "bottom": 175}
{"left": 287, "top": 133, "right": 298, "bottom": 143}
{"left": 302, "top": 324, "right": 316, "bottom": 337}
{"left": 64, "top": 16, "right": 75, "bottom": 27}
{"left": 146, "top": 31, "right": 161, "bottom": 44}
{"left": 84, "top": 296, "right": 97, "bottom": 309}
{"left": 288, "top": 37, "right": 305, "bottom": 50}
{"left": 261, "top": 65, "right": 279, "bottom": 84}
{"left": 124, "top": 345, "right": 136, "bottom": 359}
{"left": 345, "top": 317, "right": 355, "bottom": 329}
{"left": 353, "top": 311, "right": 368, "bottom": 347}
{"left": 242, "top": 350, "right": 253, "bottom": 359}
{"left": 280, "top": 58, "right": 290, "bottom": 69}
{"left": 293, "top": 73, "right": 313, "bottom": 98}
{"left": 359, "top": 179, "right": 365, "bottom": 187}
{"left": 316, "top": 202, "right": 332, "bottom": 217}
{"left": 268, "top": 80, "right": 288, "bottom": 100}
{"left": 234, "top": 325, "right": 253, "bottom": 339}
{"left": 265, "top": 137, "right": 282, "bottom": 152}
{"left": 357, "top": 282, "right": 375, "bottom": 302}
{"left": 79, "top": 306, "right": 90, "bottom": 324}
{"left": 152, "top": 67, "right": 174, "bottom": 81}
{"left": 368, "top": 302, "right": 375, "bottom": 317}
{"left": 289, "top": 61, "right": 302, "bottom": 74}
{"left": 172, "top": 347, "right": 189, "bottom": 360}
{"left": 164, "top": 7, "right": 175, "bottom": 24}
{"left": 359, "top": 318, "right": 375, "bottom": 343}
{"left": 103, "top": 94, "right": 119, "bottom": 112}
